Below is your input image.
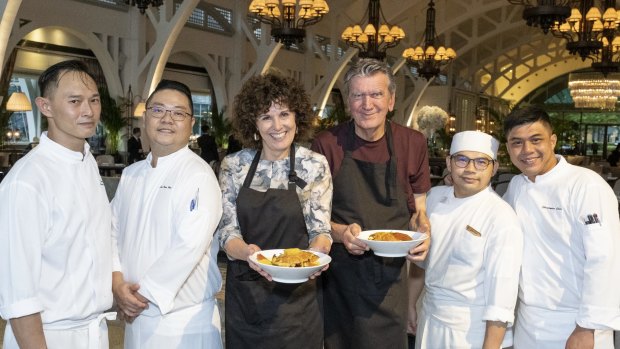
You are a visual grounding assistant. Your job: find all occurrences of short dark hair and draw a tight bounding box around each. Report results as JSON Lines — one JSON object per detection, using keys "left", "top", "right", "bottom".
{"left": 38, "top": 60, "right": 97, "bottom": 98}
{"left": 146, "top": 79, "right": 194, "bottom": 115}
{"left": 201, "top": 124, "right": 209, "bottom": 133}
{"left": 232, "top": 74, "right": 314, "bottom": 149}
{"left": 132, "top": 127, "right": 141, "bottom": 135}
{"left": 503, "top": 105, "right": 553, "bottom": 136}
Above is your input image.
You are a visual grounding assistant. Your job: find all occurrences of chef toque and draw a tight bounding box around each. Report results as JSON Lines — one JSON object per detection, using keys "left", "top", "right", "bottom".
{"left": 449, "top": 130, "right": 499, "bottom": 159}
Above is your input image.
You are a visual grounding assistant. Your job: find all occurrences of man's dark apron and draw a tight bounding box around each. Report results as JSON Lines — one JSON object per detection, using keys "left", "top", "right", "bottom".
{"left": 324, "top": 122, "right": 411, "bottom": 349}
{"left": 225, "top": 145, "right": 323, "bottom": 349}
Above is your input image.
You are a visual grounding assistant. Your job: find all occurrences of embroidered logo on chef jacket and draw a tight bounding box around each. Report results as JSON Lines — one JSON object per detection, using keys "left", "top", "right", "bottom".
{"left": 541, "top": 205, "right": 562, "bottom": 211}
{"left": 190, "top": 188, "right": 199, "bottom": 211}
{"left": 160, "top": 185, "right": 172, "bottom": 189}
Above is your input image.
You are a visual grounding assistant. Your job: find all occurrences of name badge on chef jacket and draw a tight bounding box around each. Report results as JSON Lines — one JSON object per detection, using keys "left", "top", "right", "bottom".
{"left": 465, "top": 225, "right": 481, "bottom": 237}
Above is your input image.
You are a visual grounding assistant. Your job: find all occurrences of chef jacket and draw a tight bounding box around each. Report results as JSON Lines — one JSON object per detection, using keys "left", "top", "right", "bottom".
{"left": 0, "top": 133, "right": 113, "bottom": 344}
{"left": 504, "top": 155, "right": 620, "bottom": 345}
{"left": 417, "top": 186, "right": 522, "bottom": 348}
{"left": 111, "top": 146, "right": 222, "bottom": 316}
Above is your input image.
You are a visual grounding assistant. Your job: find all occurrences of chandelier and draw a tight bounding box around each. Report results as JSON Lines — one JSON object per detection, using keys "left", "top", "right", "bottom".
{"left": 507, "top": 0, "right": 572, "bottom": 34}
{"left": 125, "top": 0, "right": 163, "bottom": 14}
{"left": 550, "top": 0, "right": 620, "bottom": 64}
{"left": 248, "top": 0, "right": 330, "bottom": 48}
{"left": 341, "top": 0, "right": 405, "bottom": 60}
{"left": 568, "top": 71, "right": 620, "bottom": 109}
{"left": 402, "top": 0, "right": 456, "bottom": 81}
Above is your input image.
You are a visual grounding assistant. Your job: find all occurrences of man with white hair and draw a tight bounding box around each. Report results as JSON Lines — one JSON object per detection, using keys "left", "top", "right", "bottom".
{"left": 409, "top": 131, "right": 523, "bottom": 349}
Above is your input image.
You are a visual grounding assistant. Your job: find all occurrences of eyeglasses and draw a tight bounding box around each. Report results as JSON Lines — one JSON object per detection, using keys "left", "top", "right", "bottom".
{"left": 451, "top": 154, "right": 494, "bottom": 170}
{"left": 146, "top": 106, "right": 193, "bottom": 121}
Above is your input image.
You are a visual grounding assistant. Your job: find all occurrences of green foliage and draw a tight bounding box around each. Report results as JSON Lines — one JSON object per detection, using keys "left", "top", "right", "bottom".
{"left": 210, "top": 108, "right": 231, "bottom": 148}
{"left": 99, "top": 87, "right": 125, "bottom": 155}
{"left": 316, "top": 103, "right": 349, "bottom": 132}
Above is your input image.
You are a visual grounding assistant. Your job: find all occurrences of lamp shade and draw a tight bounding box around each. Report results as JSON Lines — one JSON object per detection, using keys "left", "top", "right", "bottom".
{"left": 6, "top": 92, "right": 32, "bottom": 112}
{"left": 133, "top": 102, "right": 146, "bottom": 117}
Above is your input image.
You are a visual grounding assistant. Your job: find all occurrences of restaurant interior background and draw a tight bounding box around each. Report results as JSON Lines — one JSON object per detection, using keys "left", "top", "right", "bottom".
{"left": 2, "top": 0, "right": 620, "bottom": 347}
{"left": 2, "top": 0, "right": 619, "bottom": 175}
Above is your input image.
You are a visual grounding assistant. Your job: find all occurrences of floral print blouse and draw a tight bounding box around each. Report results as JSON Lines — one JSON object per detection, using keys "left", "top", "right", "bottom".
{"left": 216, "top": 145, "right": 333, "bottom": 254}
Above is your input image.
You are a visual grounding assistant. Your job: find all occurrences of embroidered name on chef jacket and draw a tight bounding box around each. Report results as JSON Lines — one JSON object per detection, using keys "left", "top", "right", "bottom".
{"left": 160, "top": 185, "right": 172, "bottom": 189}
{"left": 541, "top": 205, "right": 563, "bottom": 211}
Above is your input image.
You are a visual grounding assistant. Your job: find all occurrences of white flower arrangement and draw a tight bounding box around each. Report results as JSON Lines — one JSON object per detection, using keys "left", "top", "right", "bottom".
{"left": 417, "top": 106, "right": 448, "bottom": 138}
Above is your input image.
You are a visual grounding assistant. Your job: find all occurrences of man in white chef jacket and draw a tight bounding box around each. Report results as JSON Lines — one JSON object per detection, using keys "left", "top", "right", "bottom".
{"left": 0, "top": 60, "right": 114, "bottom": 348}
{"left": 503, "top": 106, "right": 620, "bottom": 349}
{"left": 111, "top": 80, "right": 223, "bottom": 348}
{"left": 409, "top": 131, "right": 523, "bottom": 349}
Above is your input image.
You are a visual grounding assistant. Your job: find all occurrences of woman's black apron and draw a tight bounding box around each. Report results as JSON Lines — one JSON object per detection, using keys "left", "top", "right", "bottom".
{"left": 323, "top": 121, "right": 411, "bottom": 349}
{"left": 225, "top": 145, "right": 323, "bottom": 349}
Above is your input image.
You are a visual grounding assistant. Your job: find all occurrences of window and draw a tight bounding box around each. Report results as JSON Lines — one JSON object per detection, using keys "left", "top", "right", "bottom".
{"left": 192, "top": 93, "right": 212, "bottom": 136}
{"left": 175, "top": 1, "right": 233, "bottom": 35}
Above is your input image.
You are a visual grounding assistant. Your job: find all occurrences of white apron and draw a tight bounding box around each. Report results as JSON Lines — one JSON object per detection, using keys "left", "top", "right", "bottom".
{"left": 124, "top": 300, "right": 222, "bottom": 349}
{"left": 3, "top": 312, "right": 115, "bottom": 349}
{"left": 514, "top": 304, "right": 614, "bottom": 349}
{"left": 415, "top": 297, "right": 512, "bottom": 349}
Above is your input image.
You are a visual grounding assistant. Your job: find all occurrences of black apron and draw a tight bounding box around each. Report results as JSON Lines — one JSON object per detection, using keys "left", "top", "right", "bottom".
{"left": 225, "top": 145, "right": 323, "bottom": 349}
{"left": 324, "top": 121, "right": 411, "bottom": 349}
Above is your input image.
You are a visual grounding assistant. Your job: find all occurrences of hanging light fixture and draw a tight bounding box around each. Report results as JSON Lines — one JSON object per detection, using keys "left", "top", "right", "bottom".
{"left": 507, "top": 0, "right": 572, "bottom": 34}
{"left": 341, "top": 0, "right": 406, "bottom": 60}
{"left": 248, "top": 0, "right": 330, "bottom": 48}
{"left": 549, "top": 0, "right": 620, "bottom": 63}
{"left": 6, "top": 92, "right": 32, "bottom": 112}
{"left": 125, "top": 0, "right": 163, "bottom": 15}
{"left": 402, "top": 0, "right": 456, "bottom": 81}
{"left": 547, "top": 1, "right": 620, "bottom": 76}
{"left": 568, "top": 71, "right": 620, "bottom": 109}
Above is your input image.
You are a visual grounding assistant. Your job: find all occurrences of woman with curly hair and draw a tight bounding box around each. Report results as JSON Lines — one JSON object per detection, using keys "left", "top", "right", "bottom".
{"left": 216, "top": 73, "right": 333, "bottom": 349}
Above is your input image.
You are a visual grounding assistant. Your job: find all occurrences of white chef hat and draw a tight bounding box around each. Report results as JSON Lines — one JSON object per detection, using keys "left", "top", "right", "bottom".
{"left": 449, "top": 130, "right": 500, "bottom": 159}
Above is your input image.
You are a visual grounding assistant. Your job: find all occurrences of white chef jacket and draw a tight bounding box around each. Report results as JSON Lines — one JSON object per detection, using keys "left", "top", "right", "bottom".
{"left": 0, "top": 132, "right": 113, "bottom": 348}
{"left": 111, "top": 146, "right": 223, "bottom": 349}
{"left": 416, "top": 186, "right": 523, "bottom": 349}
{"left": 504, "top": 155, "right": 620, "bottom": 349}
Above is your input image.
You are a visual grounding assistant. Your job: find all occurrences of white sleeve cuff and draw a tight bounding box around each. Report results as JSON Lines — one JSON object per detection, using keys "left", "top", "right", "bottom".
{"left": 139, "top": 276, "right": 175, "bottom": 315}
{"left": 482, "top": 305, "right": 515, "bottom": 326}
{"left": 578, "top": 305, "right": 620, "bottom": 330}
{"left": 0, "top": 297, "right": 43, "bottom": 320}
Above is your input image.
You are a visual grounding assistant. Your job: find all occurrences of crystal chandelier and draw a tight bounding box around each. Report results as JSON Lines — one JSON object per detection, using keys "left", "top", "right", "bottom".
{"left": 402, "top": 0, "right": 456, "bottom": 81}
{"left": 568, "top": 71, "right": 620, "bottom": 109}
{"left": 341, "top": 0, "right": 405, "bottom": 60}
{"left": 125, "top": 0, "right": 163, "bottom": 14}
{"left": 248, "top": 0, "right": 330, "bottom": 48}
{"left": 507, "top": 0, "right": 572, "bottom": 34}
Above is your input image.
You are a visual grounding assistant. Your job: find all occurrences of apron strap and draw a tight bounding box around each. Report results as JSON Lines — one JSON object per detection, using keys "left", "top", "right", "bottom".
{"left": 288, "top": 144, "right": 307, "bottom": 190}
{"left": 384, "top": 122, "right": 398, "bottom": 203}
{"left": 242, "top": 146, "right": 307, "bottom": 190}
{"left": 242, "top": 150, "right": 262, "bottom": 189}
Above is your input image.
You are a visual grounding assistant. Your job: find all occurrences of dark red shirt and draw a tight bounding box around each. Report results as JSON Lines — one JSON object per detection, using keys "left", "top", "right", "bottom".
{"left": 311, "top": 121, "right": 431, "bottom": 213}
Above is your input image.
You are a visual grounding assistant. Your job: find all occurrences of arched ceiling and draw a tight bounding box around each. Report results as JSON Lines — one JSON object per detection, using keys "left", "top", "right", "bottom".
{"left": 321, "top": 0, "right": 584, "bottom": 104}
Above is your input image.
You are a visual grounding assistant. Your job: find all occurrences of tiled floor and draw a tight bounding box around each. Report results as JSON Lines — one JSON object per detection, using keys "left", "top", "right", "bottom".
{"left": 0, "top": 255, "right": 228, "bottom": 349}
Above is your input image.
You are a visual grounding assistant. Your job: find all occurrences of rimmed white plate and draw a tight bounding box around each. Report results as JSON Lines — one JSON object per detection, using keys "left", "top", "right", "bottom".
{"left": 249, "top": 249, "right": 331, "bottom": 283}
{"left": 357, "top": 230, "right": 428, "bottom": 257}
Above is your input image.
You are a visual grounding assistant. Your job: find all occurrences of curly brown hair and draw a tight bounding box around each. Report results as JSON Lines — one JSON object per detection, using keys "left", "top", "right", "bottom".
{"left": 232, "top": 73, "right": 314, "bottom": 149}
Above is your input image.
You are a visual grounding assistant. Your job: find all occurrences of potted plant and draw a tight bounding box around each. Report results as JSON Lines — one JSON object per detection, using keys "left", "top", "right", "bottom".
{"left": 99, "top": 87, "right": 125, "bottom": 159}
